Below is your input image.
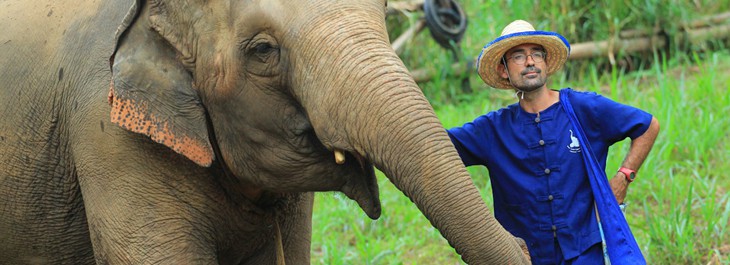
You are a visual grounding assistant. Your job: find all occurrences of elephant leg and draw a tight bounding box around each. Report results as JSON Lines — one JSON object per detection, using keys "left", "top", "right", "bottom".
{"left": 234, "top": 192, "right": 313, "bottom": 265}
{"left": 75, "top": 141, "right": 222, "bottom": 263}
{"left": 280, "top": 192, "right": 314, "bottom": 264}
{"left": 83, "top": 203, "right": 217, "bottom": 263}
{"left": 79, "top": 177, "right": 219, "bottom": 263}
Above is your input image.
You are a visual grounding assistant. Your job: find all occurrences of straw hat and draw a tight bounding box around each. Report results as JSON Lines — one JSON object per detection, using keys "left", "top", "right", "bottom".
{"left": 476, "top": 20, "right": 571, "bottom": 89}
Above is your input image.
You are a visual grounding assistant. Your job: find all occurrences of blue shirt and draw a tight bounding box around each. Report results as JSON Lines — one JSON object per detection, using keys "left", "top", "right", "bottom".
{"left": 447, "top": 88, "right": 652, "bottom": 264}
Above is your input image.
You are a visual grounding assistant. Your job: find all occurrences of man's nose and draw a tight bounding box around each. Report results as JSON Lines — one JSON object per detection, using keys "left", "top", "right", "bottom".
{"left": 525, "top": 55, "right": 536, "bottom": 66}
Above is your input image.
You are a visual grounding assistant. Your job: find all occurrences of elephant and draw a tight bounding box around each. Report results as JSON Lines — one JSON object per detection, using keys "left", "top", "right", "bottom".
{"left": 0, "top": 0, "right": 529, "bottom": 264}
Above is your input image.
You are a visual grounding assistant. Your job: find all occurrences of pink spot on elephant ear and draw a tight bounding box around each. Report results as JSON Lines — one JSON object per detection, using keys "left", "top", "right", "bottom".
{"left": 110, "top": 97, "right": 214, "bottom": 167}
{"left": 108, "top": 80, "right": 114, "bottom": 106}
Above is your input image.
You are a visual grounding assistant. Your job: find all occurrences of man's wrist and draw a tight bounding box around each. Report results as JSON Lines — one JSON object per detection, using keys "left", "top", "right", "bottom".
{"left": 618, "top": 167, "right": 636, "bottom": 183}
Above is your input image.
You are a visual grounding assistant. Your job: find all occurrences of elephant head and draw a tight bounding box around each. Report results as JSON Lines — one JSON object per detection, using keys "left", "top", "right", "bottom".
{"left": 108, "top": 0, "right": 529, "bottom": 263}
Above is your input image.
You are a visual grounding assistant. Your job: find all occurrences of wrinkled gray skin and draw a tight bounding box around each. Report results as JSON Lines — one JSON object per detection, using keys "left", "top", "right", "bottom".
{"left": 0, "top": 0, "right": 529, "bottom": 264}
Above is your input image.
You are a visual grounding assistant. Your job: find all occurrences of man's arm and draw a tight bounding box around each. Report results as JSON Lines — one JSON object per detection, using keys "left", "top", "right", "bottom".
{"left": 610, "top": 116, "right": 660, "bottom": 203}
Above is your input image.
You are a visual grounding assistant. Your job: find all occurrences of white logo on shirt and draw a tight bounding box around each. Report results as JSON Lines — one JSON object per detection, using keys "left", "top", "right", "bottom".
{"left": 568, "top": 130, "right": 581, "bottom": 153}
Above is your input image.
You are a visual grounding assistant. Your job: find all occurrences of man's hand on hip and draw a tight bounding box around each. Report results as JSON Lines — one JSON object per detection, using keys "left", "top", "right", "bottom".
{"left": 609, "top": 172, "right": 630, "bottom": 204}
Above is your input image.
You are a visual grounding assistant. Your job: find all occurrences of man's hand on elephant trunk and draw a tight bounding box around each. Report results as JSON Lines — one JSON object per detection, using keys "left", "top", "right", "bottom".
{"left": 514, "top": 236, "right": 531, "bottom": 263}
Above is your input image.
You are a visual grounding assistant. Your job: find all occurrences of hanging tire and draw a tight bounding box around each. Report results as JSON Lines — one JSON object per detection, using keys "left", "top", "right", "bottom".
{"left": 423, "top": 0, "right": 468, "bottom": 49}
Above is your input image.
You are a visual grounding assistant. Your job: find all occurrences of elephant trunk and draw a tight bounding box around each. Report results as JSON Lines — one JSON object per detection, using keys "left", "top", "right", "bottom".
{"left": 349, "top": 71, "right": 528, "bottom": 264}
{"left": 292, "top": 10, "right": 529, "bottom": 264}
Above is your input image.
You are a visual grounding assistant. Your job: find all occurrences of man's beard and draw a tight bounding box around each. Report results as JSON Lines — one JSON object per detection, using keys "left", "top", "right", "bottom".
{"left": 514, "top": 66, "right": 545, "bottom": 92}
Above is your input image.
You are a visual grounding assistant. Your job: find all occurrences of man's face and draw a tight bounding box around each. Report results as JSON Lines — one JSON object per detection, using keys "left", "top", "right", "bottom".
{"left": 499, "top": 43, "right": 548, "bottom": 92}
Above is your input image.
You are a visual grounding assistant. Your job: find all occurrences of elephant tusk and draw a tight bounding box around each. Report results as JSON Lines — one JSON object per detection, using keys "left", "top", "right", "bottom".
{"left": 334, "top": 150, "right": 346, "bottom": 164}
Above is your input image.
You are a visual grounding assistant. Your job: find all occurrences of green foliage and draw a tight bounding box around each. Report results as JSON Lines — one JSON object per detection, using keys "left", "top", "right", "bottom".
{"left": 312, "top": 49, "right": 730, "bottom": 265}
{"left": 392, "top": 0, "right": 729, "bottom": 103}
{"left": 599, "top": 50, "right": 730, "bottom": 264}
{"left": 312, "top": 1, "right": 730, "bottom": 264}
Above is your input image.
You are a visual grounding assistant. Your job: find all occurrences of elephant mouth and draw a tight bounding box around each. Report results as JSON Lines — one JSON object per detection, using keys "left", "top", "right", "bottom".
{"left": 294, "top": 121, "right": 381, "bottom": 219}
{"left": 330, "top": 148, "right": 381, "bottom": 219}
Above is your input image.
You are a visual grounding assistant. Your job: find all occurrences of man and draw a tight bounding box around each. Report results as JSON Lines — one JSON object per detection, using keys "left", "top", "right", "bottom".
{"left": 447, "top": 20, "right": 660, "bottom": 264}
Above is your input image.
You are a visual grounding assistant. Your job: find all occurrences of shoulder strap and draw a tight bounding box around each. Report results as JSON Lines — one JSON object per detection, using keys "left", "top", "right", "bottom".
{"left": 559, "top": 90, "right": 646, "bottom": 264}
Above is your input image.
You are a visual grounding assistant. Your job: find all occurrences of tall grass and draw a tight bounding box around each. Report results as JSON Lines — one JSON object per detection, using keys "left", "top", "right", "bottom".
{"left": 312, "top": 1, "right": 730, "bottom": 264}
{"left": 313, "top": 50, "right": 730, "bottom": 264}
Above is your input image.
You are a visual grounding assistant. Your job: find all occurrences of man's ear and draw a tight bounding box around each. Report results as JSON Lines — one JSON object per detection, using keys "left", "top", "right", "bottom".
{"left": 498, "top": 62, "right": 509, "bottom": 79}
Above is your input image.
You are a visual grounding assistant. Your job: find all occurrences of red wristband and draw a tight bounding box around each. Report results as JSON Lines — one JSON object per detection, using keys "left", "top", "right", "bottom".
{"left": 618, "top": 167, "right": 636, "bottom": 183}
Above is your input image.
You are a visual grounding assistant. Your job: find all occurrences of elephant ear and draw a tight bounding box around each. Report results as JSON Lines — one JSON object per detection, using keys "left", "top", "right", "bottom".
{"left": 109, "top": 4, "right": 214, "bottom": 167}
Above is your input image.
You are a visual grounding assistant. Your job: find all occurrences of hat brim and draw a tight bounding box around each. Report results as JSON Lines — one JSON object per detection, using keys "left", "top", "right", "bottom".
{"left": 476, "top": 31, "right": 570, "bottom": 89}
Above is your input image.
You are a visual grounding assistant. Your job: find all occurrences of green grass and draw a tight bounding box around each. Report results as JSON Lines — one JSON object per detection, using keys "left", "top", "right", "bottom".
{"left": 312, "top": 1, "right": 730, "bottom": 264}
{"left": 312, "top": 50, "right": 730, "bottom": 264}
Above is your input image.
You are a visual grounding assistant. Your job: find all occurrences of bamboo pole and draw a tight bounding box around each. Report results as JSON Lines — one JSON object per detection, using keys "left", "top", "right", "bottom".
{"left": 619, "top": 28, "right": 660, "bottom": 39}
{"left": 392, "top": 19, "right": 427, "bottom": 55}
{"left": 569, "top": 21, "right": 730, "bottom": 60}
{"left": 410, "top": 59, "right": 474, "bottom": 84}
{"left": 569, "top": 35, "right": 668, "bottom": 60}
{"left": 683, "top": 23, "right": 730, "bottom": 45}
{"left": 387, "top": 0, "right": 425, "bottom": 16}
{"left": 686, "top": 12, "right": 730, "bottom": 29}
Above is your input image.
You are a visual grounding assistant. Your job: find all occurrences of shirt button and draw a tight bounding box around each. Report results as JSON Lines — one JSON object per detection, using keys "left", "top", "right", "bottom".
{"left": 548, "top": 195, "right": 554, "bottom": 201}
{"left": 539, "top": 140, "right": 545, "bottom": 146}
{"left": 544, "top": 168, "right": 551, "bottom": 174}
{"left": 535, "top": 117, "right": 541, "bottom": 123}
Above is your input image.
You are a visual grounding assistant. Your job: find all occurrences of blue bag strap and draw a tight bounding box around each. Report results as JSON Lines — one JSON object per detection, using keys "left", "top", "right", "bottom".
{"left": 559, "top": 89, "right": 646, "bottom": 264}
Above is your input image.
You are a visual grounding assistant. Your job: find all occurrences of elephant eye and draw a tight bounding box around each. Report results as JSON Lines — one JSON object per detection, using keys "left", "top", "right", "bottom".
{"left": 242, "top": 35, "right": 281, "bottom": 77}
{"left": 255, "top": 42, "right": 275, "bottom": 55}
{"left": 250, "top": 41, "right": 279, "bottom": 63}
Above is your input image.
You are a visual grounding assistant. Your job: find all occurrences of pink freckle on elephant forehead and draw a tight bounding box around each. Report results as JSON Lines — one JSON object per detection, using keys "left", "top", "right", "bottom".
{"left": 110, "top": 97, "right": 213, "bottom": 167}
